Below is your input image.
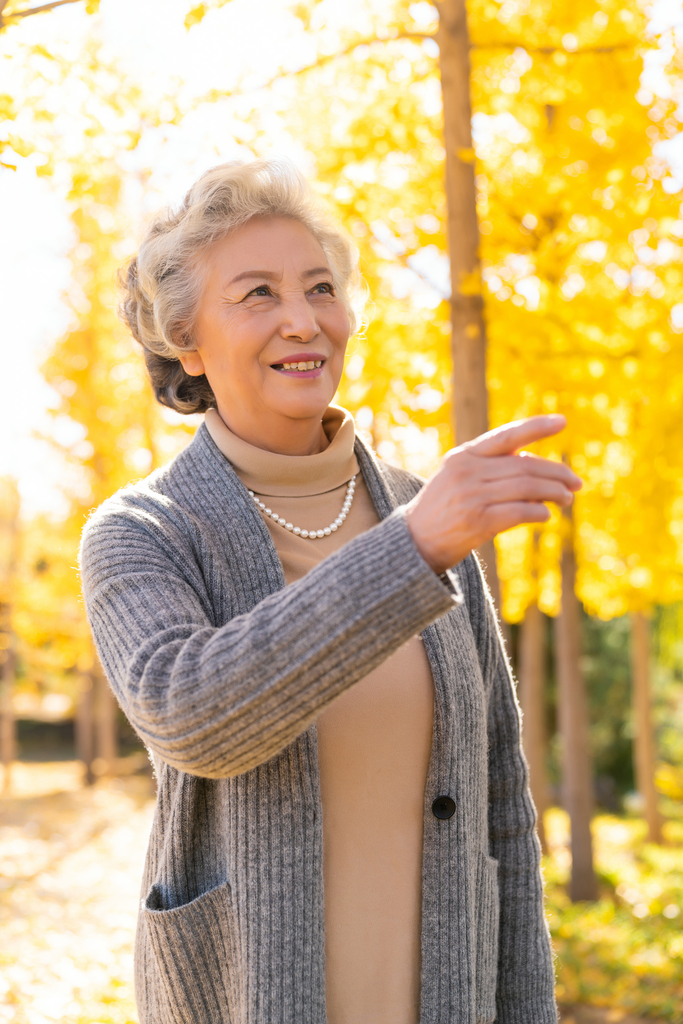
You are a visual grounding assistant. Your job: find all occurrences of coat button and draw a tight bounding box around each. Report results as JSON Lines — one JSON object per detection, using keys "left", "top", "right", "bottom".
{"left": 432, "top": 796, "right": 455, "bottom": 820}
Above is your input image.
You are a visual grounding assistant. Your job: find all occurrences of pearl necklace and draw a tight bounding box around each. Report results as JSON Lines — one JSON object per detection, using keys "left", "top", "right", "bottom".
{"left": 249, "top": 475, "right": 357, "bottom": 540}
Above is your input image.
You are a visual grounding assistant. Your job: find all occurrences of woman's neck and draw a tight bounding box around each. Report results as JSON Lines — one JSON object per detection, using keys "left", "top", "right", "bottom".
{"left": 215, "top": 404, "right": 330, "bottom": 456}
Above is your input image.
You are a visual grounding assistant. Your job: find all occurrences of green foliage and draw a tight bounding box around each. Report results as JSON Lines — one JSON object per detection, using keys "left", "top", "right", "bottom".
{"left": 581, "top": 614, "right": 634, "bottom": 795}
{"left": 653, "top": 604, "right": 683, "bottom": 771}
{"left": 546, "top": 809, "right": 683, "bottom": 1020}
{"left": 536, "top": 611, "right": 637, "bottom": 800}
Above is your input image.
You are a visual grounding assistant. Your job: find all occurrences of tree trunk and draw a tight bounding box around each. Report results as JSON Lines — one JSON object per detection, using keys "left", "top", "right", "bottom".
{"left": 0, "top": 641, "right": 16, "bottom": 794}
{"left": 630, "top": 612, "right": 662, "bottom": 844}
{"left": 437, "top": 0, "right": 488, "bottom": 446}
{"left": 554, "top": 519, "right": 597, "bottom": 901}
{"left": 0, "top": 479, "right": 20, "bottom": 794}
{"left": 94, "top": 667, "right": 117, "bottom": 776}
{"left": 519, "top": 602, "right": 549, "bottom": 853}
{"left": 75, "top": 674, "right": 95, "bottom": 785}
{"left": 437, "top": 0, "right": 506, "bottom": 640}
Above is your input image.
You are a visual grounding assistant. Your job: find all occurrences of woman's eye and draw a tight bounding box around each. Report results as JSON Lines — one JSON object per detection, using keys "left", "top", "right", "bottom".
{"left": 312, "top": 282, "right": 333, "bottom": 294}
{"left": 249, "top": 285, "right": 271, "bottom": 297}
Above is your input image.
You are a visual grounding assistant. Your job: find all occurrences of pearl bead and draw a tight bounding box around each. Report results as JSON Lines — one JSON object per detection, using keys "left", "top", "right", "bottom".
{"left": 251, "top": 471, "right": 358, "bottom": 539}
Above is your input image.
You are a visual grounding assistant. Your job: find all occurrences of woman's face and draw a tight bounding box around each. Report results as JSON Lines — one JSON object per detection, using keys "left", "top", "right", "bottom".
{"left": 179, "top": 216, "right": 351, "bottom": 445}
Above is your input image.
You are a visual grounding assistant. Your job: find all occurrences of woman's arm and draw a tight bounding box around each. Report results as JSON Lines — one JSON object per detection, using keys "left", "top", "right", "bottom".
{"left": 80, "top": 503, "right": 458, "bottom": 780}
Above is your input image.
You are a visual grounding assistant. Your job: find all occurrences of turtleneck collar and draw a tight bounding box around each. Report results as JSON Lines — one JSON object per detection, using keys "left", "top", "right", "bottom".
{"left": 204, "top": 405, "right": 360, "bottom": 497}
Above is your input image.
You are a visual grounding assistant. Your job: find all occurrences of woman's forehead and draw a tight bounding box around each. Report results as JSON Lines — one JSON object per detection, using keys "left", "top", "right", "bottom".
{"left": 205, "top": 217, "right": 330, "bottom": 285}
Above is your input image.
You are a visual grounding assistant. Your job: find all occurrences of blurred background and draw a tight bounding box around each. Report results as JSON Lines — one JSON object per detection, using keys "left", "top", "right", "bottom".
{"left": 1, "top": 0, "right": 683, "bottom": 1021}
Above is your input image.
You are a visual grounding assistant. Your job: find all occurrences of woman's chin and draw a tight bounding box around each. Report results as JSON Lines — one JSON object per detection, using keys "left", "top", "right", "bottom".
{"left": 265, "top": 384, "right": 335, "bottom": 421}
{"left": 274, "top": 400, "right": 332, "bottom": 422}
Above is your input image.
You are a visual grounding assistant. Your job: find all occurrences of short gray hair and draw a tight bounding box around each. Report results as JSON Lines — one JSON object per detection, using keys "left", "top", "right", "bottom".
{"left": 119, "top": 158, "right": 364, "bottom": 414}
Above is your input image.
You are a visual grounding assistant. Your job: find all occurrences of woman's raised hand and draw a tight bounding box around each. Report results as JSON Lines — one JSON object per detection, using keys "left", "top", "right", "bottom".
{"left": 405, "top": 414, "right": 582, "bottom": 575}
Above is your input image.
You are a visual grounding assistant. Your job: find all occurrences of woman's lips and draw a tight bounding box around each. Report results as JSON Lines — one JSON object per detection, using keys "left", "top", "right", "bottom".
{"left": 270, "top": 357, "right": 325, "bottom": 378}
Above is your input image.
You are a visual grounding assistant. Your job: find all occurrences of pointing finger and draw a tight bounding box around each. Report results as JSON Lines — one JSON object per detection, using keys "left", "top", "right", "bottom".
{"left": 467, "top": 415, "right": 568, "bottom": 458}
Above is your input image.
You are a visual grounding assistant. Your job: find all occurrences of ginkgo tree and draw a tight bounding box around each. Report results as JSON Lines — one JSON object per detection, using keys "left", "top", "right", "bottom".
{"left": 260, "top": 0, "right": 683, "bottom": 892}
{"left": 466, "top": 0, "right": 683, "bottom": 860}
{"left": 0, "top": 29, "right": 199, "bottom": 774}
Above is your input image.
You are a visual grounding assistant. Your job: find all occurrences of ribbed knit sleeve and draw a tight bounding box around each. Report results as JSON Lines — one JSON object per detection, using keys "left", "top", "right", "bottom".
{"left": 80, "top": 502, "right": 460, "bottom": 780}
{"left": 460, "top": 555, "right": 558, "bottom": 1024}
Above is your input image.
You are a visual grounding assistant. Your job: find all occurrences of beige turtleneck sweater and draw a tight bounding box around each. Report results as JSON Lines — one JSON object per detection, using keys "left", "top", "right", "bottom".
{"left": 205, "top": 406, "right": 435, "bottom": 1024}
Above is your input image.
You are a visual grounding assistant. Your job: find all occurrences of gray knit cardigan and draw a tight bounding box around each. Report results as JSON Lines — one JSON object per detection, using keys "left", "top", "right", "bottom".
{"left": 79, "top": 423, "right": 557, "bottom": 1024}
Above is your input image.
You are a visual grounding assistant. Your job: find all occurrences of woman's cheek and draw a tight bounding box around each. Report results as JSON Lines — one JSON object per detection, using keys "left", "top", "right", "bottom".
{"left": 332, "top": 304, "right": 351, "bottom": 344}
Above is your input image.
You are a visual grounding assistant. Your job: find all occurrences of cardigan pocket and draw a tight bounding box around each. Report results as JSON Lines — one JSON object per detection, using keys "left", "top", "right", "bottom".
{"left": 141, "top": 880, "right": 241, "bottom": 1024}
{"left": 474, "top": 851, "right": 500, "bottom": 1024}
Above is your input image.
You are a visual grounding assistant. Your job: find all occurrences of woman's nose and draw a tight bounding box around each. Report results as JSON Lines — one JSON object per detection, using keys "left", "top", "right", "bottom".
{"left": 279, "top": 295, "right": 320, "bottom": 341}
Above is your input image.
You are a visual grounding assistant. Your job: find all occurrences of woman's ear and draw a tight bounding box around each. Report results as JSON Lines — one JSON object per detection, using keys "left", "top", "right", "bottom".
{"left": 178, "top": 349, "right": 206, "bottom": 377}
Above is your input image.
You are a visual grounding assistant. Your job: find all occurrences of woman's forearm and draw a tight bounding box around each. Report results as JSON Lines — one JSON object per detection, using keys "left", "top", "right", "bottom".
{"left": 82, "top": 507, "right": 459, "bottom": 778}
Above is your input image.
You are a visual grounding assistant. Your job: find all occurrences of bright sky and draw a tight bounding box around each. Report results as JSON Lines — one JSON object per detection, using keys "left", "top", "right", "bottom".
{"left": 1, "top": 0, "right": 682, "bottom": 517}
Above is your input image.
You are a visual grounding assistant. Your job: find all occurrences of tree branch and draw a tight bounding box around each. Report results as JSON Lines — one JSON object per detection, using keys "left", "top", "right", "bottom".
{"left": 473, "top": 42, "right": 637, "bottom": 54}
{"left": 1, "top": 0, "right": 82, "bottom": 27}
{"left": 196, "top": 28, "right": 639, "bottom": 107}
{"left": 195, "top": 31, "right": 435, "bottom": 104}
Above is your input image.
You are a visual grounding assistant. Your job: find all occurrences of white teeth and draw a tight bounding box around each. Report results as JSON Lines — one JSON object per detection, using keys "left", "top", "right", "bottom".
{"left": 279, "top": 360, "right": 324, "bottom": 371}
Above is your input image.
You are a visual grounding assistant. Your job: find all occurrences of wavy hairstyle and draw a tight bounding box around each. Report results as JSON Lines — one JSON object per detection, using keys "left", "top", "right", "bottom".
{"left": 119, "top": 158, "right": 365, "bottom": 414}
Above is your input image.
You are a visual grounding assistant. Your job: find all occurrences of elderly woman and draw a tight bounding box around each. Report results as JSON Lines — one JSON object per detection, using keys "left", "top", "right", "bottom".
{"left": 80, "top": 158, "right": 580, "bottom": 1024}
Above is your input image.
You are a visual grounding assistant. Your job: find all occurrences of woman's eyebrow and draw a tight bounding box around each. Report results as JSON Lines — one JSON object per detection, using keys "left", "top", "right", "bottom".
{"left": 301, "top": 266, "right": 333, "bottom": 278}
{"left": 228, "top": 270, "right": 278, "bottom": 285}
{"left": 228, "top": 267, "right": 332, "bottom": 286}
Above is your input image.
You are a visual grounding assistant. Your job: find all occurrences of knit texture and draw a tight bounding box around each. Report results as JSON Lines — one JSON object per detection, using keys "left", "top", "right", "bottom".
{"left": 79, "top": 423, "right": 557, "bottom": 1024}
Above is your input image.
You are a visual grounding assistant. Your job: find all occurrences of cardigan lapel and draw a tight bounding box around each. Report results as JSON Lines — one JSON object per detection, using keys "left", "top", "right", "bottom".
{"left": 183, "top": 423, "right": 288, "bottom": 598}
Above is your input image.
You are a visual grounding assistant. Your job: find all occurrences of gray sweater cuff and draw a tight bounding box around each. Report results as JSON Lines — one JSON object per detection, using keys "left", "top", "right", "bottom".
{"left": 390, "top": 504, "right": 464, "bottom": 607}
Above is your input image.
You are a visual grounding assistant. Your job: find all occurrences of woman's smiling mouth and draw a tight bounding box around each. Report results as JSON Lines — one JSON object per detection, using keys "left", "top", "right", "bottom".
{"left": 270, "top": 355, "right": 326, "bottom": 376}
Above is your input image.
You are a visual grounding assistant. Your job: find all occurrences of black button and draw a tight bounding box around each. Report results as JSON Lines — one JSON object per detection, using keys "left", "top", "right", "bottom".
{"left": 432, "top": 796, "right": 455, "bottom": 820}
